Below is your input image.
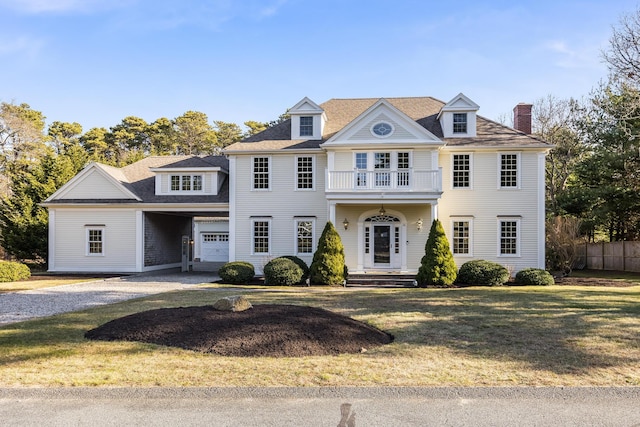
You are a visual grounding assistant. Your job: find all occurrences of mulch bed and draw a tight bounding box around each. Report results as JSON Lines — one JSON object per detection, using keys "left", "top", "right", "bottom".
{"left": 554, "top": 276, "right": 638, "bottom": 287}
{"left": 85, "top": 304, "right": 393, "bottom": 357}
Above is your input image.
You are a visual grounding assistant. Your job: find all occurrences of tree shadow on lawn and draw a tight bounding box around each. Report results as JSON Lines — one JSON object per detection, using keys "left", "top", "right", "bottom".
{"left": 258, "top": 287, "right": 640, "bottom": 375}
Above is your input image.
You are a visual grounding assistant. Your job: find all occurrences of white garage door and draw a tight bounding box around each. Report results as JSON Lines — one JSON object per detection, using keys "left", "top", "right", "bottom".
{"left": 201, "top": 233, "right": 229, "bottom": 262}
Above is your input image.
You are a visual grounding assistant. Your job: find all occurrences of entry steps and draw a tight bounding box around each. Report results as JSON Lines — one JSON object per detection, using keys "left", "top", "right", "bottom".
{"left": 346, "top": 273, "right": 417, "bottom": 288}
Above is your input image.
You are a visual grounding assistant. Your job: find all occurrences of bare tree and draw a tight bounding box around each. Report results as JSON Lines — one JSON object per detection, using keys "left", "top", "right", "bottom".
{"left": 602, "top": 8, "right": 640, "bottom": 84}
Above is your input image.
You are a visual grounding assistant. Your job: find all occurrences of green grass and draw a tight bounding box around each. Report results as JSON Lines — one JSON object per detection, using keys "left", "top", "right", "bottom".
{"left": 1, "top": 284, "right": 638, "bottom": 387}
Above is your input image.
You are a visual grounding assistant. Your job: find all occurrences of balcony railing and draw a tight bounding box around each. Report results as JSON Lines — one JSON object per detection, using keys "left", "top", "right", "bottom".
{"left": 326, "top": 169, "right": 442, "bottom": 192}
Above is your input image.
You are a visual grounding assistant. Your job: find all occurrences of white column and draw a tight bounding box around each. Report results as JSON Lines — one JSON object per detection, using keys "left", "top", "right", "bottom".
{"left": 228, "top": 156, "right": 236, "bottom": 261}
{"left": 48, "top": 210, "right": 55, "bottom": 272}
{"left": 136, "top": 210, "right": 144, "bottom": 272}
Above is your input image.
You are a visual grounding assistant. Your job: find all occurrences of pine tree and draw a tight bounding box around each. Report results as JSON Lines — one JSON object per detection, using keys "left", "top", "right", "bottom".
{"left": 416, "top": 219, "right": 457, "bottom": 287}
{"left": 309, "top": 221, "right": 347, "bottom": 286}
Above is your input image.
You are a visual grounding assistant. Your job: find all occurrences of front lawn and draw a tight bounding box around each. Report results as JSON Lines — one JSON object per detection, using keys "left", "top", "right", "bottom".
{"left": 0, "top": 284, "right": 638, "bottom": 387}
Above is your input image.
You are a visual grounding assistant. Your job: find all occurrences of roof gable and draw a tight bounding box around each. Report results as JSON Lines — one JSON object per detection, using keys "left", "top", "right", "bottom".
{"left": 438, "top": 93, "right": 480, "bottom": 115}
{"left": 45, "top": 162, "right": 141, "bottom": 202}
{"left": 289, "top": 96, "right": 324, "bottom": 114}
{"left": 322, "top": 99, "right": 442, "bottom": 147}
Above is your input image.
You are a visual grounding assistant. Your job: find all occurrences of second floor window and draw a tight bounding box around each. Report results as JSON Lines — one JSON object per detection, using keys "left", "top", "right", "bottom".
{"left": 253, "top": 157, "right": 270, "bottom": 190}
{"left": 452, "top": 154, "right": 470, "bottom": 188}
{"left": 500, "top": 154, "right": 518, "bottom": 188}
{"left": 300, "top": 116, "right": 313, "bottom": 136}
{"left": 296, "top": 156, "right": 313, "bottom": 189}
{"left": 453, "top": 113, "right": 467, "bottom": 133}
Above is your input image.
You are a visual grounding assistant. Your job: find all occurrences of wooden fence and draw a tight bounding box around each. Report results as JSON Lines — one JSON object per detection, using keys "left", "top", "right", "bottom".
{"left": 576, "top": 241, "right": 640, "bottom": 272}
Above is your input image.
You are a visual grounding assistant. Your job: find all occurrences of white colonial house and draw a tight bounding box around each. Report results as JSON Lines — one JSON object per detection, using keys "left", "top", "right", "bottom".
{"left": 44, "top": 94, "right": 551, "bottom": 276}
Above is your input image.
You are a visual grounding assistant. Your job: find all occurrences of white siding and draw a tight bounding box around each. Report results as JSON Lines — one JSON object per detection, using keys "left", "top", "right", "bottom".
{"left": 231, "top": 153, "right": 328, "bottom": 272}
{"left": 439, "top": 150, "right": 543, "bottom": 273}
{"left": 61, "top": 170, "right": 130, "bottom": 199}
{"left": 50, "top": 208, "right": 138, "bottom": 272}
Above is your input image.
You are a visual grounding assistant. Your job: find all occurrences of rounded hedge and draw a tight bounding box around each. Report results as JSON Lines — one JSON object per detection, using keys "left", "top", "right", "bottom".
{"left": 0, "top": 260, "right": 31, "bottom": 282}
{"left": 515, "top": 268, "right": 555, "bottom": 286}
{"left": 278, "top": 255, "right": 310, "bottom": 282}
{"left": 456, "top": 260, "right": 509, "bottom": 286}
{"left": 218, "top": 261, "right": 255, "bottom": 284}
{"left": 264, "top": 257, "right": 304, "bottom": 286}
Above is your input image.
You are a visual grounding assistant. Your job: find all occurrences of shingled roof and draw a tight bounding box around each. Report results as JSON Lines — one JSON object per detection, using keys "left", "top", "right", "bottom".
{"left": 227, "top": 96, "right": 550, "bottom": 152}
{"left": 45, "top": 155, "right": 229, "bottom": 205}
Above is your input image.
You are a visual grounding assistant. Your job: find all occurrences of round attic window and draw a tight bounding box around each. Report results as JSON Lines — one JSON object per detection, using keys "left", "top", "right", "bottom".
{"left": 371, "top": 122, "right": 393, "bottom": 137}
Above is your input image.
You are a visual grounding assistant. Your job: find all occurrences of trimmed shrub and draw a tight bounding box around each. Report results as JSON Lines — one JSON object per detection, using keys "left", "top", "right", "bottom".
{"left": 310, "top": 221, "right": 347, "bottom": 286}
{"left": 515, "top": 268, "right": 555, "bottom": 286}
{"left": 0, "top": 260, "right": 31, "bottom": 282}
{"left": 456, "top": 260, "right": 509, "bottom": 286}
{"left": 279, "top": 255, "right": 310, "bottom": 282}
{"left": 416, "top": 219, "right": 457, "bottom": 287}
{"left": 264, "top": 257, "right": 304, "bottom": 286}
{"left": 218, "top": 261, "right": 255, "bottom": 284}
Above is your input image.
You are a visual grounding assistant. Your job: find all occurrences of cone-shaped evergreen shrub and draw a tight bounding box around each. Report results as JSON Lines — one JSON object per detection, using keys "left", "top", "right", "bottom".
{"left": 309, "top": 221, "right": 347, "bottom": 286}
{"left": 416, "top": 219, "right": 457, "bottom": 287}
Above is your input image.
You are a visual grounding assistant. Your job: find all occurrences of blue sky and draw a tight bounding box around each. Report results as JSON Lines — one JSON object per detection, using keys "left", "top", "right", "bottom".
{"left": 0, "top": 0, "right": 638, "bottom": 132}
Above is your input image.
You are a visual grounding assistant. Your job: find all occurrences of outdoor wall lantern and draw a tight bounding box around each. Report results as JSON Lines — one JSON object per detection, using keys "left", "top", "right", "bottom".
{"left": 416, "top": 218, "right": 423, "bottom": 231}
{"left": 343, "top": 218, "right": 350, "bottom": 230}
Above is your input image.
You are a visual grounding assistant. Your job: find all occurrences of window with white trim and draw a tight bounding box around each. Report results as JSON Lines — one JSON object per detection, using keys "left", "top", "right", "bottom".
{"left": 253, "top": 157, "right": 270, "bottom": 190}
{"left": 296, "top": 156, "right": 314, "bottom": 190}
{"left": 86, "top": 228, "right": 104, "bottom": 255}
{"left": 170, "top": 175, "right": 203, "bottom": 192}
{"left": 299, "top": 116, "right": 313, "bottom": 136}
{"left": 295, "top": 218, "right": 314, "bottom": 255}
{"left": 252, "top": 218, "right": 270, "bottom": 254}
{"left": 499, "top": 219, "right": 520, "bottom": 256}
{"left": 452, "top": 154, "right": 471, "bottom": 188}
{"left": 453, "top": 113, "right": 467, "bottom": 133}
{"left": 355, "top": 152, "right": 368, "bottom": 187}
{"left": 397, "top": 152, "right": 410, "bottom": 187}
{"left": 500, "top": 153, "right": 519, "bottom": 188}
{"left": 452, "top": 219, "right": 471, "bottom": 255}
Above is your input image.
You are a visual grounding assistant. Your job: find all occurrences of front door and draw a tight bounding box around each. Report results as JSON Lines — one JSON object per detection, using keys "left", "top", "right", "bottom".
{"left": 373, "top": 225, "right": 391, "bottom": 265}
{"left": 363, "top": 215, "right": 401, "bottom": 270}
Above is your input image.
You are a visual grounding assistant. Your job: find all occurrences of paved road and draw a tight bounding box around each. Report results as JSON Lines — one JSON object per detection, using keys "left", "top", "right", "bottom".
{"left": 0, "top": 271, "right": 219, "bottom": 325}
{"left": 0, "top": 387, "right": 639, "bottom": 426}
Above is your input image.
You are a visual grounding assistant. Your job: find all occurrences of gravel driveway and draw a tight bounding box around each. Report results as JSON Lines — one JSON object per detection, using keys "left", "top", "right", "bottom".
{"left": 0, "top": 271, "right": 219, "bottom": 325}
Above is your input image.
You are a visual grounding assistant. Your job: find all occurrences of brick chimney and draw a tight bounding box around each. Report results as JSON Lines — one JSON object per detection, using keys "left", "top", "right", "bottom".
{"left": 513, "top": 103, "right": 532, "bottom": 134}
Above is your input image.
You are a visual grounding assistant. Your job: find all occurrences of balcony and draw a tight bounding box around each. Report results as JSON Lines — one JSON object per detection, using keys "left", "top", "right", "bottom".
{"left": 326, "top": 169, "right": 442, "bottom": 193}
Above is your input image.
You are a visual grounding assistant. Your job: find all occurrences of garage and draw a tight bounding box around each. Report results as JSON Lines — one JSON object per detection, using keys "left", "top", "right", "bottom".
{"left": 200, "top": 233, "right": 229, "bottom": 262}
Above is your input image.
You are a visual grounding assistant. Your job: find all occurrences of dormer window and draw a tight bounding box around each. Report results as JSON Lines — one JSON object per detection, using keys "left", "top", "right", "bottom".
{"left": 453, "top": 113, "right": 467, "bottom": 134}
{"left": 170, "top": 174, "right": 203, "bottom": 192}
{"left": 300, "top": 116, "right": 313, "bottom": 136}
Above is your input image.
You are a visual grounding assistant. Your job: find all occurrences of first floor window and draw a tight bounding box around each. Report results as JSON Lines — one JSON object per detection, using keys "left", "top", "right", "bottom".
{"left": 452, "top": 220, "right": 470, "bottom": 255}
{"left": 296, "top": 219, "right": 314, "bottom": 254}
{"left": 500, "top": 219, "right": 519, "bottom": 255}
{"left": 87, "top": 228, "right": 103, "bottom": 255}
{"left": 252, "top": 219, "right": 270, "bottom": 254}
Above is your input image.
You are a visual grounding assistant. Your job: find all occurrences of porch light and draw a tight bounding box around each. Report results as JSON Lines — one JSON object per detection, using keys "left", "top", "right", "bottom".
{"left": 343, "top": 218, "right": 349, "bottom": 230}
{"left": 379, "top": 205, "right": 386, "bottom": 216}
{"left": 416, "top": 218, "right": 423, "bottom": 231}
